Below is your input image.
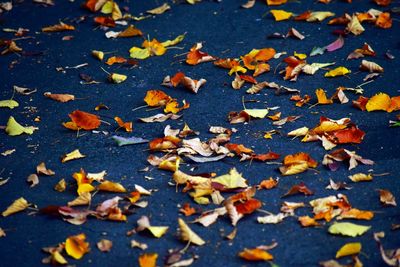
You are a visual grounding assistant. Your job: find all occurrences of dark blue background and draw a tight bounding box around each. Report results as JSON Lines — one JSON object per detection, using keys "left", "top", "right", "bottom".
{"left": 0, "top": 0, "right": 399, "bottom": 266}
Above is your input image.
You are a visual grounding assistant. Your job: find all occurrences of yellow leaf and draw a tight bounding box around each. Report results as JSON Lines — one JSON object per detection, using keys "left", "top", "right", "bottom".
{"left": 270, "top": 10, "right": 293, "bottom": 21}
{"left": 52, "top": 251, "right": 68, "bottom": 265}
{"left": 143, "top": 39, "right": 167, "bottom": 56}
{"left": 5, "top": 116, "right": 37, "bottom": 136}
{"left": 328, "top": 222, "right": 370, "bottom": 237}
{"left": 161, "top": 34, "right": 185, "bottom": 47}
{"left": 0, "top": 99, "right": 19, "bottom": 109}
{"left": 65, "top": 233, "right": 90, "bottom": 260}
{"left": 98, "top": 180, "right": 126, "bottom": 192}
{"left": 159, "top": 158, "right": 180, "bottom": 172}
{"left": 212, "top": 168, "right": 248, "bottom": 189}
{"left": 228, "top": 65, "right": 247, "bottom": 75}
{"left": 129, "top": 47, "right": 151, "bottom": 59}
{"left": 139, "top": 253, "right": 158, "bottom": 267}
{"left": 2, "top": 197, "right": 29, "bottom": 217}
{"left": 267, "top": 0, "right": 287, "bottom": 5}
{"left": 147, "top": 226, "right": 169, "bottom": 238}
{"left": 366, "top": 93, "right": 391, "bottom": 112}
{"left": 348, "top": 173, "right": 373, "bottom": 182}
{"left": 193, "top": 196, "right": 210, "bottom": 205}
{"left": 264, "top": 132, "right": 272, "bottom": 139}
{"left": 279, "top": 161, "right": 309, "bottom": 176}
{"left": 243, "top": 109, "right": 269, "bottom": 118}
{"left": 316, "top": 88, "right": 333, "bottom": 104}
{"left": 109, "top": 73, "right": 127, "bottom": 84}
{"left": 147, "top": 3, "right": 171, "bottom": 15}
{"left": 68, "top": 192, "right": 91, "bottom": 206}
{"left": 92, "top": 50, "right": 104, "bottom": 60}
{"left": 287, "top": 127, "right": 309, "bottom": 137}
{"left": 61, "top": 149, "right": 86, "bottom": 163}
{"left": 54, "top": 178, "right": 67, "bottom": 192}
{"left": 178, "top": 218, "right": 205, "bottom": 245}
{"left": 324, "top": 67, "right": 351, "bottom": 77}
{"left": 336, "top": 242, "right": 362, "bottom": 258}
{"left": 294, "top": 51, "right": 307, "bottom": 60}
{"left": 307, "top": 11, "right": 335, "bottom": 22}
{"left": 100, "top": 1, "right": 113, "bottom": 14}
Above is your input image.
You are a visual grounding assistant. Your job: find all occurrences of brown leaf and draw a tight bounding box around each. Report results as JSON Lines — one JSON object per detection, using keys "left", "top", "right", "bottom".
{"left": 42, "top": 22, "right": 75, "bottom": 32}
{"left": 282, "top": 182, "right": 314, "bottom": 197}
{"left": 97, "top": 239, "right": 113, "bottom": 252}
{"left": 27, "top": 174, "right": 39, "bottom": 187}
{"left": 378, "top": 189, "right": 397, "bottom": 206}
{"left": 36, "top": 162, "right": 55, "bottom": 176}
{"left": 44, "top": 92, "right": 75, "bottom": 103}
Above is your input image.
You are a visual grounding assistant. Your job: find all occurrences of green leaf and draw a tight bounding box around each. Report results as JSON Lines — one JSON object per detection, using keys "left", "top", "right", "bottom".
{"left": 161, "top": 34, "right": 185, "bottom": 47}
{"left": 328, "top": 222, "right": 370, "bottom": 237}
{"left": 310, "top": 46, "right": 326, "bottom": 57}
{"left": 0, "top": 99, "right": 19, "bottom": 109}
{"left": 5, "top": 116, "right": 37, "bottom": 136}
{"left": 129, "top": 47, "right": 151, "bottom": 59}
{"left": 100, "top": 1, "right": 113, "bottom": 14}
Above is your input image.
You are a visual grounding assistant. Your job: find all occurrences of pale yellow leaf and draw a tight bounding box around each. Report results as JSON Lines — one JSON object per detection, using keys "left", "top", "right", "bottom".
{"left": 2, "top": 197, "right": 29, "bottom": 217}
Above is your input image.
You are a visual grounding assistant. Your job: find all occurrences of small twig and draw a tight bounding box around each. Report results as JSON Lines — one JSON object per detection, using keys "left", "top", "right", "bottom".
{"left": 166, "top": 46, "right": 185, "bottom": 50}
{"left": 132, "top": 104, "right": 148, "bottom": 111}
{"left": 174, "top": 51, "right": 189, "bottom": 58}
{"left": 100, "top": 119, "right": 111, "bottom": 126}
{"left": 372, "top": 172, "right": 390, "bottom": 177}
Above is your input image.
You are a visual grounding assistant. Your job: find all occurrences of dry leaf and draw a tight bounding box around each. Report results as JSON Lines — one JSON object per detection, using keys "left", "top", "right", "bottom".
{"left": 378, "top": 189, "right": 396, "bottom": 206}
{"left": 139, "top": 253, "right": 158, "bottom": 267}
{"left": 97, "top": 239, "right": 112, "bottom": 252}
{"left": 147, "top": 3, "right": 171, "bottom": 15}
{"left": 65, "top": 233, "right": 90, "bottom": 259}
{"left": 68, "top": 192, "right": 91, "bottom": 206}
{"left": 238, "top": 248, "right": 273, "bottom": 261}
{"left": 178, "top": 218, "right": 205, "bottom": 246}
{"left": 61, "top": 149, "right": 86, "bottom": 163}
{"left": 2, "top": 197, "right": 29, "bottom": 217}
{"left": 360, "top": 59, "right": 384, "bottom": 73}
{"left": 42, "top": 22, "right": 75, "bottom": 32}
{"left": 44, "top": 92, "right": 75, "bottom": 103}
{"left": 37, "top": 162, "right": 55, "bottom": 176}
{"left": 27, "top": 174, "right": 39, "bottom": 187}
{"left": 335, "top": 242, "right": 362, "bottom": 258}
{"left": 54, "top": 179, "right": 66, "bottom": 192}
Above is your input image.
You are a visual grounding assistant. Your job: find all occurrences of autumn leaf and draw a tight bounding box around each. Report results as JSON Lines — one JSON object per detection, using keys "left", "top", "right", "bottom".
{"left": 44, "top": 92, "right": 75, "bottom": 102}
{"left": 316, "top": 88, "right": 333, "bottom": 104}
{"left": 325, "top": 67, "right": 351, "bottom": 77}
{"left": 117, "top": 25, "right": 143, "bottom": 37}
{"left": 137, "top": 216, "right": 169, "bottom": 238}
{"left": 238, "top": 248, "right": 273, "bottom": 261}
{"left": 258, "top": 177, "right": 279, "bottom": 190}
{"left": 65, "top": 233, "right": 90, "bottom": 259}
{"left": 282, "top": 182, "right": 314, "bottom": 197}
{"left": 139, "top": 253, "right": 158, "bottom": 267}
{"left": 378, "top": 189, "right": 397, "bottom": 206}
{"left": 186, "top": 43, "right": 216, "bottom": 65}
{"left": 97, "top": 239, "right": 112, "bottom": 253}
{"left": 328, "top": 222, "right": 370, "bottom": 237}
{"left": 106, "top": 56, "right": 127, "bottom": 66}
{"left": 42, "top": 22, "right": 75, "bottom": 32}
{"left": 360, "top": 59, "right": 384, "bottom": 73}
{"left": 336, "top": 242, "right": 362, "bottom": 258}
{"left": 0, "top": 99, "right": 19, "bottom": 109}
{"left": 267, "top": 0, "right": 287, "bottom": 5}
{"left": 270, "top": 10, "right": 292, "bottom": 21}
{"left": 178, "top": 218, "right": 205, "bottom": 245}
{"left": 98, "top": 180, "right": 126, "bottom": 193}
{"left": 146, "top": 3, "right": 170, "bottom": 15}
{"left": 114, "top": 116, "right": 132, "bottom": 132}
{"left": 37, "top": 162, "right": 55, "bottom": 176}
{"left": 2, "top": 197, "right": 29, "bottom": 217}
{"left": 61, "top": 149, "right": 86, "bottom": 163}
{"left": 144, "top": 90, "right": 172, "bottom": 107}
{"left": 92, "top": 50, "right": 104, "bottom": 60}
{"left": 5, "top": 116, "right": 37, "bottom": 136}
{"left": 63, "top": 110, "right": 101, "bottom": 130}
{"left": 375, "top": 12, "right": 392, "bottom": 29}
{"left": 298, "top": 216, "right": 320, "bottom": 227}
{"left": 179, "top": 203, "right": 196, "bottom": 216}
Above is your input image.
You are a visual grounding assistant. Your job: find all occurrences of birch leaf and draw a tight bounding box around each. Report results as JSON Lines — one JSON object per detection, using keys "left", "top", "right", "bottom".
{"left": 0, "top": 99, "right": 19, "bottom": 109}
{"left": 328, "top": 222, "right": 370, "bottom": 237}
{"left": 2, "top": 197, "right": 29, "bottom": 217}
{"left": 5, "top": 116, "right": 37, "bottom": 136}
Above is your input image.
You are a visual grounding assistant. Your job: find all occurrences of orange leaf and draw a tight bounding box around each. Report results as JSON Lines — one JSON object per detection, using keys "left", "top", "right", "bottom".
{"left": 375, "top": 12, "right": 392, "bottom": 29}
{"left": 118, "top": 25, "right": 142, "bottom": 37}
{"left": 283, "top": 152, "right": 318, "bottom": 168}
{"left": 316, "top": 88, "right": 333, "bottom": 104}
{"left": 235, "top": 198, "right": 262, "bottom": 214}
{"left": 64, "top": 110, "right": 101, "bottom": 130}
{"left": 138, "top": 253, "right": 158, "bottom": 267}
{"left": 298, "top": 216, "right": 320, "bottom": 227}
{"left": 267, "top": 0, "right": 287, "bottom": 5}
{"left": 294, "top": 10, "right": 312, "bottom": 21}
{"left": 42, "top": 22, "right": 75, "bottom": 32}
{"left": 170, "top": 72, "right": 185, "bottom": 87}
{"left": 106, "top": 56, "right": 127, "bottom": 66}
{"left": 225, "top": 143, "right": 253, "bottom": 155}
{"left": 149, "top": 136, "right": 181, "bottom": 151}
{"left": 128, "top": 191, "right": 141, "bottom": 204}
{"left": 258, "top": 177, "right": 278, "bottom": 189}
{"left": 252, "top": 152, "right": 280, "bottom": 161}
{"left": 333, "top": 126, "right": 365, "bottom": 144}
{"left": 144, "top": 90, "right": 171, "bottom": 107}
{"left": 179, "top": 203, "right": 196, "bottom": 216}
{"left": 94, "top": 16, "right": 115, "bottom": 27}
{"left": 65, "top": 233, "right": 90, "bottom": 260}
{"left": 186, "top": 43, "right": 215, "bottom": 65}
{"left": 114, "top": 116, "right": 132, "bottom": 132}
{"left": 239, "top": 248, "right": 273, "bottom": 261}
{"left": 44, "top": 92, "right": 75, "bottom": 103}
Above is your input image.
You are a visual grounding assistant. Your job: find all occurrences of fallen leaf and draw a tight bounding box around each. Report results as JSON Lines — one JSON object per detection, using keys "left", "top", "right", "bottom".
{"left": 360, "top": 59, "right": 384, "bottom": 73}
{"left": 109, "top": 73, "right": 127, "bottom": 83}
{"left": 257, "top": 213, "right": 287, "bottom": 224}
{"left": 270, "top": 10, "right": 292, "bottom": 21}
{"left": 65, "top": 233, "right": 90, "bottom": 260}
{"left": 136, "top": 216, "right": 169, "bottom": 238}
{"left": 335, "top": 242, "right": 362, "bottom": 258}
{"left": 238, "top": 248, "right": 273, "bottom": 261}
{"left": 328, "top": 222, "right": 370, "bottom": 237}
{"left": 325, "top": 67, "right": 351, "bottom": 77}
{"left": 37, "top": 162, "right": 55, "bottom": 176}
{"left": 146, "top": 3, "right": 170, "bottom": 15}
{"left": 348, "top": 173, "right": 373, "bottom": 182}
{"left": 27, "top": 174, "right": 39, "bottom": 187}
{"left": 0, "top": 99, "right": 19, "bottom": 109}
{"left": 282, "top": 182, "right": 314, "bottom": 197}
{"left": 61, "top": 149, "right": 86, "bottom": 163}
{"left": 42, "top": 22, "right": 75, "bottom": 32}
{"left": 97, "top": 239, "right": 112, "bottom": 252}
{"left": 98, "top": 180, "right": 126, "bottom": 193}
{"left": 68, "top": 192, "right": 91, "bottom": 206}
{"left": 54, "top": 179, "right": 67, "bottom": 192}
{"left": 316, "top": 88, "right": 333, "bottom": 104}
{"left": 5, "top": 116, "right": 37, "bottom": 136}
{"left": 139, "top": 253, "right": 158, "bottom": 267}
{"left": 178, "top": 218, "right": 205, "bottom": 246}
{"left": 112, "top": 135, "right": 148, "bottom": 146}
{"left": 44, "top": 92, "right": 75, "bottom": 102}
{"left": 63, "top": 110, "right": 101, "bottom": 131}
{"left": 378, "top": 189, "right": 396, "bottom": 206}
{"left": 2, "top": 197, "right": 29, "bottom": 217}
